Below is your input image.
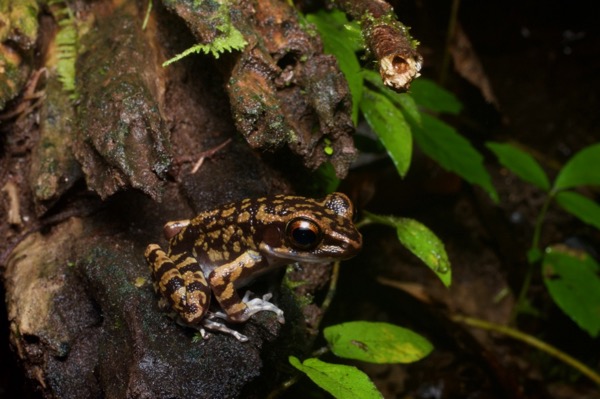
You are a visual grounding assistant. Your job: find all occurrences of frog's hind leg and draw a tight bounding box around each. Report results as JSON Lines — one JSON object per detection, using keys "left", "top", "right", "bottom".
{"left": 209, "top": 251, "right": 285, "bottom": 324}
{"left": 145, "top": 244, "right": 211, "bottom": 324}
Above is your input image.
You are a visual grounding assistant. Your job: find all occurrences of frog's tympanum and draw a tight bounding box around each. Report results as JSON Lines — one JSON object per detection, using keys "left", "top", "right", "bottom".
{"left": 145, "top": 193, "right": 362, "bottom": 341}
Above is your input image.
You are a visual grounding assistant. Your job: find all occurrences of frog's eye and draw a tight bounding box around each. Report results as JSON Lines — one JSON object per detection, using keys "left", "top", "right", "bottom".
{"left": 286, "top": 218, "right": 322, "bottom": 250}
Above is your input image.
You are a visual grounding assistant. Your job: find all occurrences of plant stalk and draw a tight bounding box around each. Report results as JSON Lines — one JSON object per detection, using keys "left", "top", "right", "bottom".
{"left": 453, "top": 314, "right": 600, "bottom": 386}
{"left": 511, "top": 194, "right": 554, "bottom": 322}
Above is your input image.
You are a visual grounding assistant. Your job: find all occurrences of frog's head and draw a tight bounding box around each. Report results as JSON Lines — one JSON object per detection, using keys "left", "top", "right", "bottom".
{"left": 260, "top": 192, "right": 362, "bottom": 263}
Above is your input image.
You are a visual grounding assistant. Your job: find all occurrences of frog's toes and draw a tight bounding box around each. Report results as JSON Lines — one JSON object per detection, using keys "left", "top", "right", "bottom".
{"left": 202, "top": 317, "right": 249, "bottom": 342}
{"left": 242, "top": 291, "right": 285, "bottom": 324}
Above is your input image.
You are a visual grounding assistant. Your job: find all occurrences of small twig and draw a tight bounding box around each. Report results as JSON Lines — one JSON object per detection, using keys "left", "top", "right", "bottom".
{"left": 318, "top": 261, "right": 341, "bottom": 322}
{"left": 190, "top": 138, "right": 232, "bottom": 174}
{"left": 453, "top": 314, "right": 600, "bottom": 386}
{"left": 335, "top": 0, "right": 422, "bottom": 91}
{"left": 0, "top": 68, "right": 47, "bottom": 122}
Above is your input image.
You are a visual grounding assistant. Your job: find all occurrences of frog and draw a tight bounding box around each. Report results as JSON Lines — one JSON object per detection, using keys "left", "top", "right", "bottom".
{"left": 145, "top": 192, "right": 362, "bottom": 341}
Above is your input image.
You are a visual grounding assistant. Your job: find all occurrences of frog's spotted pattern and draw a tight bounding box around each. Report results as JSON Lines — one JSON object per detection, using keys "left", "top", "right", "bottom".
{"left": 145, "top": 193, "right": 362, "bottom": 341}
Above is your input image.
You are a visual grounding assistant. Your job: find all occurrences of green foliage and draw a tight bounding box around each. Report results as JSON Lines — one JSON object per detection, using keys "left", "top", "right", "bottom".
{"left": 555, "top": 191, "right": 600, "bottom": 230}
{"left": 362, "top": 211, "right": 451, "bottom": 287}
{"left": 486, "top": 142, "right": 551, "bottom": 191}
{"left": 543, "top": 246, "right": 600, "bottom": 337}
{"left": 553, "top": 143, "right": 600, "bottom": 191}
{"left": 409, "top": 78, "right": 462, "bottom": 115}
{"left": 162, "top": 2, "right": 247, "bottom": 66}
{"left": 324, "top": 321, "right": 433, "bottom": 363}
{"left": 290, "top": 321, "right": 431, "bottom": 397}
{"left": 414, "top": 114, "right": 498, "bottom": 202}
{"left": 307, "top": 10, "right": 498, "bottom": 202}
{"left": 488, "top": 141, "right": 600, "bottom": 335}
{"left": 488, "top": 141, "right": 600, "bottom": 230}
{"left": 360, "top": 87, "right": 412, "bottom": 177}
{"left": 289, "top": 357, "right": 382, "bottom": 399}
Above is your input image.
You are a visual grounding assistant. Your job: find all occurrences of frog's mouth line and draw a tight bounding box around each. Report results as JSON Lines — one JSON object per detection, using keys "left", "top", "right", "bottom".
{"left": 259, "top": 243, "right": 357, "bottom": 263}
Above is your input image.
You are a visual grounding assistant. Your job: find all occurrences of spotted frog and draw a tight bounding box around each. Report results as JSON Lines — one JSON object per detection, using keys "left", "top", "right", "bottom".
{"left": 145, "top": 192, "right": 362, "bottom": 341}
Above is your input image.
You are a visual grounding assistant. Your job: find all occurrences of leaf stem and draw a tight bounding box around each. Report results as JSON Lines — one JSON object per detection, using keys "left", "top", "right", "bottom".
{"left": 453, "top": 314, "right": 600, "bottom": 386}
{"left": 512, "top": 194, "right": 554, "bottom": 322}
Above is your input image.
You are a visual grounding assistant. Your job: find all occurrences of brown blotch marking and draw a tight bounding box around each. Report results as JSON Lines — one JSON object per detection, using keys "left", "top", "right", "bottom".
{"left": 221, "top": 207, "right": 236, "bottom": 218}
{"left": 220, "top": 225, "right": 237, "bottom": 243}
{"left": 237, "top": 211, "right": 251, "bottom": 223}
{"left": 232, "top": 241, "right": 241, "bottom": 253}
{"left": 207, "top": 249, "right": 224, "bottom": 262}
{"left": 205, "top": 220, "right": 217, "bottom": 229}
{"left": 194, "top": 237, "right": 205, "bottom": 248}
{"left": 208, "top": 230, "right": 222, "bottom": 240}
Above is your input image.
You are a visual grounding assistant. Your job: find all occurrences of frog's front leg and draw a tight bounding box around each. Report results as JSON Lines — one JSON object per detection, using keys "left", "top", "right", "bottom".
{"left": 145, "top": 244, "right": 211, "bottom": 324}
{"left": 208, "top": 251, "right": 285, "bottom": 324}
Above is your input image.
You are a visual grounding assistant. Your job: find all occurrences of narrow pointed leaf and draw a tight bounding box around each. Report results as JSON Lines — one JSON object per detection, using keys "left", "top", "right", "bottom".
{"left": 324, "top": 321, "right": 433, "bottom": 364}
{"left": 486, "top": 142, "right": 550, "bottom": 191}
{"left": 289, "top": 357, "right": 382, "bottom": 399}
{"left": 363, "top": 212, "right": 452, "bottom": 287}
{"left": 554, "top": 143, "right": 600, "bottom": 190}
{"left": 395, "top": 217, "right": 452, "bottom": 287}
{"left": 555, "top": 191, "right": 600, "bottom": 230}
{"left": 543, "top": 245, "right": 600, "bottom": 337}
{"left": 413, "top": 114, "right": 498, "bottom": 202}
{"left": 360, "top": 88, "right": 412, "bottom": 177}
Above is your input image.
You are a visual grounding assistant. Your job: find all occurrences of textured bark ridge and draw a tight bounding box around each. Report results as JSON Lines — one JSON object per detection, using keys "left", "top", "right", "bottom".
{"left": 164, "top": 0, "right": 357, "bottom": 177}
{"left": 73, "top": 4, "right": 172, "bottom": 201}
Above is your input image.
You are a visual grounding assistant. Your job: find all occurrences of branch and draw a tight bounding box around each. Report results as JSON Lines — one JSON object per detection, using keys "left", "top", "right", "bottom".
{"left": 335, "top": 0, "right": 423, "bottom": 91}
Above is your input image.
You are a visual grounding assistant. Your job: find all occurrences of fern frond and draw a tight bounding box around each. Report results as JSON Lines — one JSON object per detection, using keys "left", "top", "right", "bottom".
{"left": 49, "top": 0, "right": 79, "bottom": 100}
{"left": 163, "top": 26, "right": 246, "bottom": 66}
{"left": 162, "top": 1, "right": 247, "bottom": 67}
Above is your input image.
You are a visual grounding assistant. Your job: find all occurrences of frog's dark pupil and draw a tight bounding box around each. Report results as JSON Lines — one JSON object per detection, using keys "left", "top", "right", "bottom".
{"left": 287, "top": 218, "right": 321, "bottom": 249}
{"left": 292, "top": 227, "right": 317, "bottom": 247}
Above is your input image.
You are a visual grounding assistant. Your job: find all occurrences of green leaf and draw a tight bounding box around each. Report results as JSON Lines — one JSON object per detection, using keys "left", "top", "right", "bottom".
{"left": 409, "top": 78, "right": 462, "bottom": 115}
{"left": 554, "top": 143, "right": 600, "bottom": 191}
{"left": 486, "top": 142, "right": 550, "bottom": 191}
{"left": 362, "top": 70, "right": 421, "bottom": 126}
{"left": 289, "top": 357, "right": 382, "bottom": 399}
{"left": 324, "top": 321, "right": 433, "bottom": 364}
{"left": 360, "top": 88, "right": 412, "bottom": 177}
{"left": 307, "top": 10, "right": 363, "bottom": 124}
{"left": 543, "top": 245, "right": 600, "bottom": 337}
{"left": 555, "top": 191, "right": 600, "bottom": 230}
{"left": 413, "top": 114, "right": 498, "bottom": 202}
{"left": 363, "top": 212, "right": 452, "bottom": 287}
{"left": 395, "top": 217, "right": 452, "bottom": 287}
